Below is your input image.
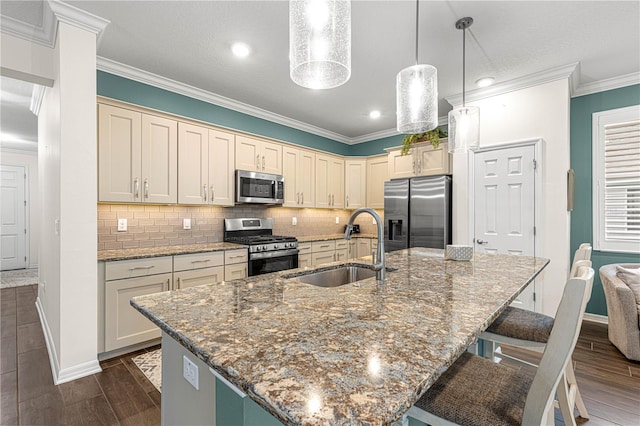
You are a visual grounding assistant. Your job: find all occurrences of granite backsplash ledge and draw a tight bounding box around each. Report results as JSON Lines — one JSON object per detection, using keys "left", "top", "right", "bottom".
{"left": 97, "top": 204, "right": 383, "bottom": 250}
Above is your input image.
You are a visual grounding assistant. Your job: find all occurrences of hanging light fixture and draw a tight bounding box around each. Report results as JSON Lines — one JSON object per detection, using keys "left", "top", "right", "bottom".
{"left": 448, "top": 17, "right": 480, "bottom": 153}
{"left": 396, "top": 0, "right": 438, "bottom": 134}
{"left": 289, "top": 0, "right": 351, "bottom": 90}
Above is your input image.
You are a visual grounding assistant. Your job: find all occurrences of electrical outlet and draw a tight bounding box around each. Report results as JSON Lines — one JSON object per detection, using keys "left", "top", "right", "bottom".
{"left": 335, "top": 217, "right": 339, "bottom": 224}
{"left": 372, "top": 217, "right": 376, "bottom": 224}
{"left": 183, "top": 218, "right": 191, "bottom": 230}
{"left": 292, "top": 217, "right": 297, "bottom": 226}
{"left": 117, "top": 218, "right": 127, "bottom": 232}
{"left": 183, "top": 355, "right": 199, "bottom": 390}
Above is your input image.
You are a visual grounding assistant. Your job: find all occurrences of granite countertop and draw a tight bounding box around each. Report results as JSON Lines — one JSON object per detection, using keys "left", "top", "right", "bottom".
{"left": 97, "top": 242, "right": 245, "bottom": 262}
{"left": 131, "top": 248, "right": 549, "bottom": 425}
{"left": 297, "top": 233, "right": 377, "bottom": 243}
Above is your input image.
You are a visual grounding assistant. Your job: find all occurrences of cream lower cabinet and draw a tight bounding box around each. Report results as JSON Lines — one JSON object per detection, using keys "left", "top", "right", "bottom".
{"left": 345, "top": 159, "right": 366, "bottom": 209}
{"left": 298, "top": 242, "right": 312, "bottom": 268}
{"left": 235, "top": 135, "right": 282, "bottom": 174}
{"left": 366, "top": 155, "right": 389, "bottom": 209}
{"left": 178, "top": 123, "right": 235, "bottom": 206}
{"left": 283, "top": 146, "right": 315, "bottom": 207}
{"left": 225, "top": 249, "right": 249, "bottom": 281}
{"left": 99, "top": 104, "right": 178, "bottom": 203}
{"left": 357, "top": 238, "right": 372, "bottom": 258}
{"left": 311, "top": 240, "right": 336, "bottom": 266}
{"left": 316, "top": 154, "right": 344, "bottom": 208}
{"left": 173, "top": 252, "right": 225, "bottom": 289}
{"left": 347, "top": 240, "right": 358, "bottom": 259}
{"left": 103, "top": 256, "right": 173, "bottom": 352}
{"left": 335, "top": 240, "right": 349, "bottom": 262}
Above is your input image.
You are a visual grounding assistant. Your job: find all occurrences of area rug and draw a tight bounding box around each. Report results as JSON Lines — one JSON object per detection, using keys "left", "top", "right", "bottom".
{"left": 132, "top": 349, "right": 162, "bottom": 392}
{"left": 0, "top": 268, "right": 38, "bottom": 289}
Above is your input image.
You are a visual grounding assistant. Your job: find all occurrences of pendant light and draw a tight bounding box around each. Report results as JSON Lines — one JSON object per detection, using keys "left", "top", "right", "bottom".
{"left": 448, "top": 17, "right": 480, "bottom": 153}
{"left": 289, "top": 0, "right": 351, "bottom": 90}
{"left": 396, "top": 0, "right": 438, "bottom": 134}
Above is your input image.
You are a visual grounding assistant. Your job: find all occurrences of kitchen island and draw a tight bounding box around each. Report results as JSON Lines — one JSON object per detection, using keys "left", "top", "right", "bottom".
{"left": 131, "top": 247, "right": 548, "bottom": 425}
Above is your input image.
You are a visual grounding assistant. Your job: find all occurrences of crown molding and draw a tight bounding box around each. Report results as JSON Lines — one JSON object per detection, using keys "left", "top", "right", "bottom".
{"left": 348, "top": 128, "right": 399, "bottom": 144}
{"left": 0, "top": 4, "right": 56, "bottom": 48}
{"left": 30, "top": 84, "right": 46, "bottom": 116}
{"left": 445, "top": 63, "right": 580, "bottom": 107}
{"left": 573, "top": 72, "right": 640, "bottom": 98}
{"left": 97, "top": 57, "right": 351, "bottom": 144}
{"left": 49, "top": 0, "right": 109, "bottom": 35}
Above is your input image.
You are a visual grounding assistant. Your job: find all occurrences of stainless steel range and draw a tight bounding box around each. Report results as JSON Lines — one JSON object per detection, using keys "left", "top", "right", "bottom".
{"left": 224, "top": 218, "right": 298, "bottom": 276}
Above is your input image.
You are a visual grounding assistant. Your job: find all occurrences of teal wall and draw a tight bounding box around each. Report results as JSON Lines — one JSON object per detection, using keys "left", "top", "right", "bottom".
{"left": 570, "top": 84, "right": 640, "bottom": 316}
{"left": 97, "top": 71, "right": 350, "bottom": 156}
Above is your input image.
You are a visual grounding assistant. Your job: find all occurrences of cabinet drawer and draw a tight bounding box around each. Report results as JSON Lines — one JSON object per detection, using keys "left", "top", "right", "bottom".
{"left": 225, "top": 249, "right": 248, "bottom": 265}
{"left": 335, "top": 240, "right": 348, "bottom": 250}
{"left": 311, "top": 240, "right": 336, "bottom": 252}
{"left": 174, "top": 252, "right": 224, "bottom": 272}
{"left": 105, "top": 256, "right": 173, "bottom": 281}
{"left": 299, "top": 253, "right": 312, "bottom": 268}
{"left": 311, "top": 251, "right": 335, "bottom": 266}
{"left": 225, "top": 263, "right": 247, "bottom": 281}
{"left": 174, "top": 266, "right": 225, "bottom": 289}
{"left": 298, "top": 242, "right": 312, "bottom": 255}
{"left": 335, "top": 248, "right": 348, "bottom": 262}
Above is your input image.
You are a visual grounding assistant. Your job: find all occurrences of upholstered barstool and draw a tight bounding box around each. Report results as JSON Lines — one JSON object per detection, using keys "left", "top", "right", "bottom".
{"left": 405, "top": 265, "right": 595, "bottom": 426}
{"left": 479, "top": 244, "right": 593, "bottom": 425}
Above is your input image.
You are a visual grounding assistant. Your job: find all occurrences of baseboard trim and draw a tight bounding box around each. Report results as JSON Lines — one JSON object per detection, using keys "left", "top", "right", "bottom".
{"left": 584, "top": 313, "right": 608, "bottom": 324}
{"left": 35, "top": 297, "right": 102, "bottom": 385}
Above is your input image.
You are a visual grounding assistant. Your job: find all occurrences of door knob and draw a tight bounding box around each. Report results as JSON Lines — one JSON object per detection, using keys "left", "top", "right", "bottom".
{"left": 476, "top": 239, "right": 488, "bottom": 245}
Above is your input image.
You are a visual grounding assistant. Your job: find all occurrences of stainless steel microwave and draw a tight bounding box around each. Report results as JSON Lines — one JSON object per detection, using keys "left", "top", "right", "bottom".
{"left": 235, "top": 170, "right": 284, "bottom": 205}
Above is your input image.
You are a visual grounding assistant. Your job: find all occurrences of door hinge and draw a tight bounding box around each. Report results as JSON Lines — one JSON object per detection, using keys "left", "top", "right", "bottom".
{"left": 533, "top": 226, "right": 536, "bottom": 236}
{"left": 24, "top": 229, "right": 27, "bottom": 234}
{"left": 24, "top": 200, "right": 27, "bottom": 206}
{"left": 533, "top": 292, "right": 536, "bottom": 302}
{"left": 533, "top": 159, "right": 537, "bottom": 170}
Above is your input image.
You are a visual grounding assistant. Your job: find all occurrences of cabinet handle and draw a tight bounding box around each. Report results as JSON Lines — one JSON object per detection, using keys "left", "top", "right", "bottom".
{"left": 301, "top": 192, "right": 304, "bottom": 205}
{"left": 177, "top": 277, "right": 181, "bottom": 290}
{"left": 210, "top": 186, "right": 214, "bottom": 203}
{"left": 262, "top": 156, "right": 265, "bottom": 171}
{"left": 332, "top": 194, "right": 335, "bottom": 205}
{"left": 418, "top": 159, "right": 422, "bottom": 173}
{"left": 256, "top": 154, "right": 260, "bottom": 170}
{"left": 144, "top": 178, "right": 149, "bottom": 199}
{"left": 346, "top": 195, "right": 349, "bottom": 207}
{"left": 203, "top": 184, "right": 207, "bottom": 202}
{"left": 296, "top": 192, "right": 300, "bottom": 204}
{"left": 191, "top": 259, "right": 210, "bottom": 263}
{"left": 167, "top": 278, "right": 172, "bottom": 290}
{"left": 129, "top": 265, "right": 155, "bottom": 271}
{"left": 228, "top": 255, "right": 245, "bottom": 259}
{"left": 134, "top": 178, "right": 140, "bottom": 199}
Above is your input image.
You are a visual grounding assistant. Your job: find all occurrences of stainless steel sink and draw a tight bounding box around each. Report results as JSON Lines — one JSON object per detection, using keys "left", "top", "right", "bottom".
{"left": 285, "top": 265, "right": 393, "bottom": 288}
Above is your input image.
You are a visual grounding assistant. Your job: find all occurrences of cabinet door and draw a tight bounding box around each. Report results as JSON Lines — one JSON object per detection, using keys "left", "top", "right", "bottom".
{"left": 174, "top": 266, "right": 225, "bottom": 290}
{"left": 104, "top": 273, "right": 171, "bottom": 351}
{"left": 298, "top": 149, "right": 315, "bottom": 207}
{"left": 178, "top": 123, "right": 209, "bottom": 205}
{"left": 98, "top": 104, "right": 142, "bottom": 202}
{"left": 335, "top": 248, "right": 348, "bottom": 262}
{"left": 299, "top": 253, "right": 312, "bottom": 268}
{"left": 261, "top": 141, "right": 283, "bottom": 175}
{"left": 414, "top": 140, "right": 450, "bottom": 176}
{"left": 366, "top": 155, "right": 389, "bottom": 209}
{"left": 225, "top": 263, "right": 248, "bottom": 281}
{"left": 209, "top": 130, "right": 235, "bottom": 206}
{"left": 235, "top": 135, "right": 261, "bottom": 172}
{"left": 282, "top": 146, "right": 300, "bottom": 207}
{"left": 345, "top": 159, "right": 366, "bottom": 209}
{"left": 315, "top": 154, "right": 330, "bottom": 208}
{"left": 141, "top": 114, "right": 177, "bottom": 204}
{"left": 329, "top": 157, "right": 345, "bottom": 208}
{"left": 387, "top": 149, "right": 415, "bottom": 179}
{"left": 357, "top": 239, "right": 372, "bottom": 258}
{"left": 347, "top": 241, "right": 357, "bottom": 259}
{"left": 311, "top": 251, "right": 335, "bottom": 267}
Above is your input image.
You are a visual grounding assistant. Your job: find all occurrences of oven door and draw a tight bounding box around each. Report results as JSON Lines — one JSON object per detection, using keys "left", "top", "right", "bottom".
{"left": 249, "top": 250, "right": 299, "bottom": 276}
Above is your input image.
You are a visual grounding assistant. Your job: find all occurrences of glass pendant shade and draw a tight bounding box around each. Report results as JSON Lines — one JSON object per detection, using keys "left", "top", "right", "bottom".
{"left": 448, "top": 106, "right": 480, "bottom": 153}
{"left": 396, "top": 64, "right": 438, "bottom": 134}
{"left": 289, "top": 0, "right": 351, "bottom": 90}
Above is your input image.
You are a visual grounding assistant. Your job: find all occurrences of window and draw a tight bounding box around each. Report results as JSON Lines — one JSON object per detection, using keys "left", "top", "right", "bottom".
{"left": 593, "top": 105, "right": 640, "bottom": 254}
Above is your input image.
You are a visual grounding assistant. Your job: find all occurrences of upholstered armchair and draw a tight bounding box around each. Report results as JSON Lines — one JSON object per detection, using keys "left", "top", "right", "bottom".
{"left": 599, "top": 264, "right": 640, "bottom": 361}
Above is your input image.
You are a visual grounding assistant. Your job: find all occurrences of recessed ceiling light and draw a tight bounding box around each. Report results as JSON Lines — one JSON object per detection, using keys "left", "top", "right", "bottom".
{"left": 476, "top": 77, "right": 495, "bottom": 88}
{"left": 231, "top": 42, "right": 250, "bottom": 58}
{"left": 369, "top": 110, "right": 381, "bottom": 119}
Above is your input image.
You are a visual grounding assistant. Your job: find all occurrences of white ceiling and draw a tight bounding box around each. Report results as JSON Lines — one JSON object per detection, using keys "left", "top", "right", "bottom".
{"left": 1, "top": 1, "right": 639, "bottom": 147}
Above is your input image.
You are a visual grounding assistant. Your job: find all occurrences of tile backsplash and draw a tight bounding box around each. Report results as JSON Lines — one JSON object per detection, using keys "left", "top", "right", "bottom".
{"left": 98, "top": 204, "right": 383, "bottom": 250}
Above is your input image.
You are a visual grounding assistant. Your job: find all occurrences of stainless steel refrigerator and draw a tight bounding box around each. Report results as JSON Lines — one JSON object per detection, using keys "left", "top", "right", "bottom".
{"left": 384, "top": 175, "right": 452, "bottom": 252}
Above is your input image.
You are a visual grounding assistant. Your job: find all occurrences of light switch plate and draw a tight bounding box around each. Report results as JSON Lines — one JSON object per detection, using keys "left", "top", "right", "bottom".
{"left": 183, "top": 355, "right": 199, "bottom": 390}
{"left": 117, "top": 218, "right": 127, "bottom": 232}
{"left": 335, "top": 217, "right": 339, "bottom": 224}
{"left": 292, "top": 217, "right": 297, "bottom": 226}
{"left": 183, "top": 218, "right": 191, "bottom": 230}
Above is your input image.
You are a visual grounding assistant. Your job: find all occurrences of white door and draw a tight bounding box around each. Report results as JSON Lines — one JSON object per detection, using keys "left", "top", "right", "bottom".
{"left": 1, "top": 165, "right": 27, "bottom": 270}
{"left": 474, "top": 144, "right": 537, "bottom": 311}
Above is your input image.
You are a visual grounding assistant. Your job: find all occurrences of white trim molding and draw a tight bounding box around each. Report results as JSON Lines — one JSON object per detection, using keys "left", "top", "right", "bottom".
{"left": 97, "top": 57, "right": 351, "bottom": 144}
{"left": 48, "top": 0, "right": 109, "bottom": 38}
{"left": 573, "top": 72, "right": 640, "bottom": 98}
{"left": 583, "top": 313, "right": 608, "bottom": 325}
{"left": 30, "top": 84, "right": 46, "bottom": 116}
{"left": 0, "top": 3, "right": 56, "bottom": 48}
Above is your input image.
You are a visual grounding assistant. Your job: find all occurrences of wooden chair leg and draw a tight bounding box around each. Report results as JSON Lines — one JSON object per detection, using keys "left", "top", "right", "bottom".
{"left": 557, "top": 371, "right": 577, "bottom": 426}
{"left": 565, "top": 358, "right": 589, "bottom": 419}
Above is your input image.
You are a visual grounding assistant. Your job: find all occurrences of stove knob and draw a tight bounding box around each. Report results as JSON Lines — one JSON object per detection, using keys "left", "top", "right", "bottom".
{"left": 273, "top": 244, "right": 279, "bottom": 250}
{"left": 263, "top": 245, "right": 268, "bottom": 251}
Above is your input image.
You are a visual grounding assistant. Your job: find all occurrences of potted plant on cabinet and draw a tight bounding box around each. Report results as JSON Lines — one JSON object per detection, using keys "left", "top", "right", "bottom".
{"left": 400, "top": 127, "right": 448, "bottom": 155}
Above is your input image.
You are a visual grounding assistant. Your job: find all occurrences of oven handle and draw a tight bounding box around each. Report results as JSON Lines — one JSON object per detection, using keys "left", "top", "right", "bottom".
{"left": 249, "top": 248, "right": 299, "bottom": 260}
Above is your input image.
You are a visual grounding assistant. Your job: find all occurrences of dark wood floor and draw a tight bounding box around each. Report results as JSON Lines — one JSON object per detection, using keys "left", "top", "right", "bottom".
{"left": 1, "top": 284, "right": 639, "bottom": 425}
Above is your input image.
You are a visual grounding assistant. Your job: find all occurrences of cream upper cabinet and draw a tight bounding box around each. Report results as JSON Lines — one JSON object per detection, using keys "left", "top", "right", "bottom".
{"left": 388, "top": 139, "right": 451, "bottom": 179}
{"left": 99, "top": 104, "right": 177, "bottom": 203}
{"left": 235, "top": 135, "right": 282, "bottom": 174}
{"left": 387, "top": 148, "right": 416, "bottom": 180}
{"left": 316, "top": 154, "right": 345, "bottom": 208}
{"left": 178, "top": 123, "right": 235, "bottom": 206}
{"left": 283, "top": 146, "right": 315, "bottom": 208}
{"left": 345, "top": 159, "right": 366, "bottom": 209}
{"left": 366, "top": 155, "right": 389, "bottom": 209}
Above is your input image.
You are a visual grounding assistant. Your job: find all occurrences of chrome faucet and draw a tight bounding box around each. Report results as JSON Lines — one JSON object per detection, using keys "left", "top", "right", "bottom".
{"left": 344, "top": 208, "right": 385, "bottom": 282}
